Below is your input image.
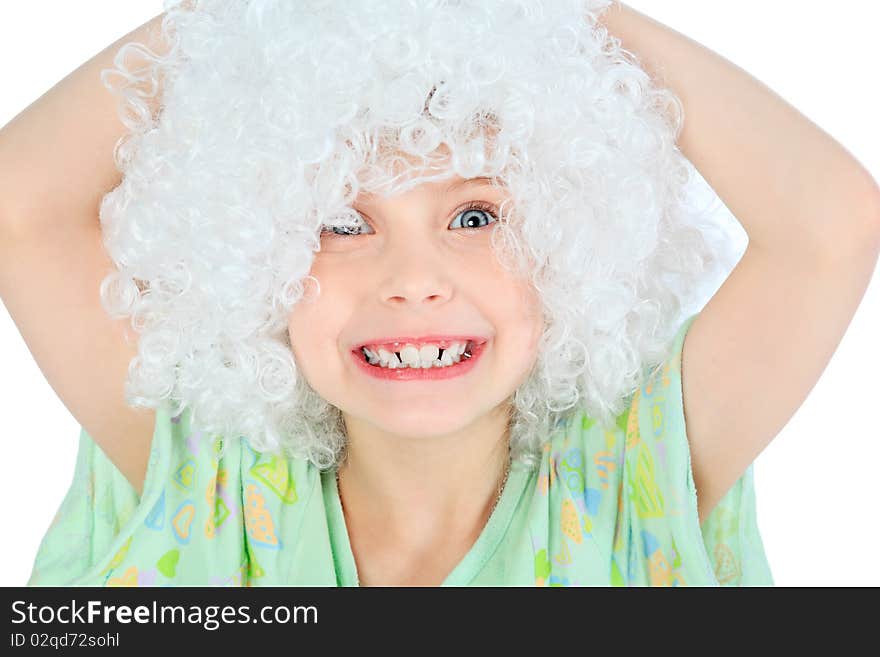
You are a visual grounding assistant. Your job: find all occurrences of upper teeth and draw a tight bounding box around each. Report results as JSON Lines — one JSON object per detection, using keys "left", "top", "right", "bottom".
{"left": 361, "top": 341, "right": 470, "bottom": 368}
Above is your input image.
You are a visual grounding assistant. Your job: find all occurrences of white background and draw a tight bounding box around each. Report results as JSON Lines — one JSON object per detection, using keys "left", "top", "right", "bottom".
{"left": 1, "top": 1, "right": 878, "bottom": 586}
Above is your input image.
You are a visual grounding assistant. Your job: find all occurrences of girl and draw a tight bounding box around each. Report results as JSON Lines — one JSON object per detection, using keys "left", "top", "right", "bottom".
{"left": 1, "top": 0, "right": 877, "bottom": 586}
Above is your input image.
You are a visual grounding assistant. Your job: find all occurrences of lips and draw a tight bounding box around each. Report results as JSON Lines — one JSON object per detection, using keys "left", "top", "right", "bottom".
{"left": 350, "top": 337, "right": 488, "bottom": 381}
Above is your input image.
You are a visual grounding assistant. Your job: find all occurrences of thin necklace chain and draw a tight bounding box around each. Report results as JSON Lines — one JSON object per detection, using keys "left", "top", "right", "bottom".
{"left": 335, "top": 453, "right": 512, "bottom": 517}
{"left": 491, "top": 454, "right": 512, "bottom": 515}
{"left": 335, "top": 455, "right": 511, "bottom": 587}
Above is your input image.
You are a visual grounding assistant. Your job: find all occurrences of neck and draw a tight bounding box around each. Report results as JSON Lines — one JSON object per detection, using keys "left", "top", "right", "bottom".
{"left": 335, "top": 406, "right": 513, "bottom": 551}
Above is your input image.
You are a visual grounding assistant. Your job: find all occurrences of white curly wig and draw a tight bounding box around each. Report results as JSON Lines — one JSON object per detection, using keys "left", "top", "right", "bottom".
{"left": 98, "top": 0, "right": 737, "bottom": 471}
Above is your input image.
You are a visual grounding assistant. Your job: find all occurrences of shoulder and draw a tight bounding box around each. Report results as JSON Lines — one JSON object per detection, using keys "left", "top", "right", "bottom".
{"left": 503, "top": 314, "right": 772, "bottom": 586}
{"left": 29, "top": 405, "right": 321, "bottom": 586}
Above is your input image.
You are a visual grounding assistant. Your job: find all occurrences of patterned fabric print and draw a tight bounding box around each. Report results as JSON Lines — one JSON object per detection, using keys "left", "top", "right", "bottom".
{"left": 622, "top": 314, "right": 771, "bottom": 586}
{"left": 28, "top": 313, "right": 773, "bottom": 587}
{"left": 27, "top": 407, "right": 311, "bottom": 587}
{"left": 105, "top": 418, "right": 237, "bottom": 587}
{"left": 524, "top": 413, "right": 622, "bottom": 587}
{"left": 523, "top": 314, "right": 773, "bottom": 587}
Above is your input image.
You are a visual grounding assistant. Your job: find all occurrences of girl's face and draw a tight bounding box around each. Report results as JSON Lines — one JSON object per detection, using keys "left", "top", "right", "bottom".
{"left": 287, "top": 170, "right": 544, "bottom": 441}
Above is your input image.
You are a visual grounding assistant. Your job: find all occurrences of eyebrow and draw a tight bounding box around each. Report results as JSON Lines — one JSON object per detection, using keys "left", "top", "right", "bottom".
{"left": 355, "top": 176, "right": 498, "bottom": 209}
{"left": 444, "top": 176, "right": 495, "bottom": 193}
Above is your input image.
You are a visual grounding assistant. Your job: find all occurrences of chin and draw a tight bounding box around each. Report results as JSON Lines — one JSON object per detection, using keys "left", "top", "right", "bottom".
{"left": 370, "top": 410, "right": 485, "bottom": 440}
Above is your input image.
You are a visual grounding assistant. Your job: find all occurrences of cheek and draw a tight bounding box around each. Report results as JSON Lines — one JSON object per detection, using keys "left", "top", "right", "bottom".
{"left": 286, "top": 309, "right": 309, "bottom": 370}
{"left": 286, "top": 269, "right": 356, "bottom": 367}
{"left": 511, "top": 280, "right": 544, "bottom": 337}
{"left": 491, "top": 282, "right": 544, "bottom": 367}
{"left": 512, "top": 288, "right": 545, "bottom": 372}
{"left": 286, "top": 278, "right": 327, "bottom": 364}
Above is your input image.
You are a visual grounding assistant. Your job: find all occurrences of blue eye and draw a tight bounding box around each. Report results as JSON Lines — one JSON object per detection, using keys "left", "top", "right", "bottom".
{"left": 449, "top": 202, "right": 499, "bottom": 230}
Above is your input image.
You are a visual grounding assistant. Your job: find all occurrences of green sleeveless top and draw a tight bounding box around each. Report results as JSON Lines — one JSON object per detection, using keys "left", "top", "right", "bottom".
{"left": 28, "top": 314, "right": 773, "bottom": 586}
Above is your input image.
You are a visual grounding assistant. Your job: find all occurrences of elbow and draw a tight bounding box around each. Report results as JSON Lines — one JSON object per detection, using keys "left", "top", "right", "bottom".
{"left": 806, "top": 170, "right": 880, "bottom": 268}
{"left": 851, "top": 167, "right": 880, "bottom": 238}
{"left": 858, "top": 178, "right": 880, "bottom": 259}
{"left": 833, "top": 168, "right": 880, "bottom": 259}
{"left": 867, "top": 192, "right": 880, "bottom": 244}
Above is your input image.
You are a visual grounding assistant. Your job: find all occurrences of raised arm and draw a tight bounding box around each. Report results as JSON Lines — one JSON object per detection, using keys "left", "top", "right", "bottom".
{"left": 596, "top": 2, "right": 880, "bottom": 523}
{"left": 0, "top": 12, "right": 171, "bottom": 496}
{"left": 0, "top": 13, "right": 167, "bottom": 233}
{"left": 598, "top": 2, "right": 880, "bottom": 248}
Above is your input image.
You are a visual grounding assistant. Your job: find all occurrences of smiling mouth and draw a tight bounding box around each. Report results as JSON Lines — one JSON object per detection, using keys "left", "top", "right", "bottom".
{"left": 358, "top": 341, "right": 474, "bottom": 368}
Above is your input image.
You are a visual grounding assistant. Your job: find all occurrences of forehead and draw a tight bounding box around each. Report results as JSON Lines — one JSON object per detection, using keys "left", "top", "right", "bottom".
{"left": 353, "top": 142, "right": 506, "bottom": 204}
{"left": 354, "top": 175, "right": 501, "bottom": 207}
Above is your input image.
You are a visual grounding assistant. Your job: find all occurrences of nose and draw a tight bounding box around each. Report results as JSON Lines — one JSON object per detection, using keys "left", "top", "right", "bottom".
{"left": 376, "top": 237, "right": 454, "bottom": 307}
